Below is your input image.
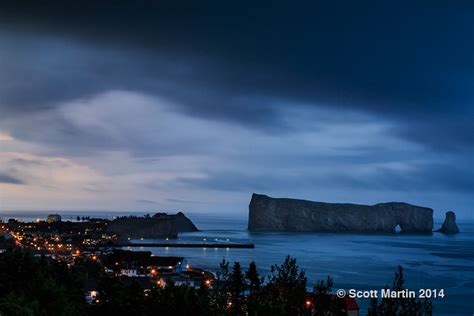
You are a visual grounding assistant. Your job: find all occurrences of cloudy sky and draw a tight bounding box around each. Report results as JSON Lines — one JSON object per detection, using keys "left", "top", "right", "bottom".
{"left": 0, "top": 1, "right": 473, "bottom": 219}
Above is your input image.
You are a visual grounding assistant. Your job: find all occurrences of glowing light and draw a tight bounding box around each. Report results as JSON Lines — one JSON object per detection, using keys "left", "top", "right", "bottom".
{"left": 306, "top": 300, "right": 312, "bottom": 307}
{"left": 205, "top": 279, "right": 211, "bottom": 286}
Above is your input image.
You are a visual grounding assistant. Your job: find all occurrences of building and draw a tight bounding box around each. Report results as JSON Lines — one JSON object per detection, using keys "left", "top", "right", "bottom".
{"left": 344, "top": 296, "right": 359, "bottom": 316}
{"left": 46, "top": 214, "right": 62, "bottom": 223}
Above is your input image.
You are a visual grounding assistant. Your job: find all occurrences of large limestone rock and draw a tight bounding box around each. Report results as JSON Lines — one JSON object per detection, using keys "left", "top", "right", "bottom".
{"left": 435, "top": 211, "right": 459, "bottom": 234}
{"left": 248, "top": 193, "right": 433, "bottom": 233}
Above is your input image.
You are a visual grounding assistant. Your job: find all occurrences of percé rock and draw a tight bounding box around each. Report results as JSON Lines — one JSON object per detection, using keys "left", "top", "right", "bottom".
{"left": 248, "top": 193, "right": 433, "bottom": 233}
{"left": 108, "top": 212, "right": 198, "bottom": 239}
{"left": 435, "top": 211, "right": 459, "bottom": 234}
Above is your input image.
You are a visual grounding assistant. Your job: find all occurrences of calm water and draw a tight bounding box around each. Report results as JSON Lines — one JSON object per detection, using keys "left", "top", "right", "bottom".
{"left": 2, "top": 211, "right": 473, "bottom": 316}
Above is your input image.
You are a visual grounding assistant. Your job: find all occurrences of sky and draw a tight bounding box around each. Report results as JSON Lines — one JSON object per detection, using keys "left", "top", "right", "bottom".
{"left": 0, "top": 1, "right": 473, "bottom": 219}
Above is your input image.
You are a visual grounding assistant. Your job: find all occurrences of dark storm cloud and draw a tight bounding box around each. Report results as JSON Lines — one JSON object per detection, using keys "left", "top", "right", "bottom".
{"left": 178, "top": 162, "right": 474, "bottom": 194}
{"left": 1, "top": 0, "right": 473, "bottom": 151}
{"left": 0, "top": 1, "right": 473, "bottom": 215}
{"left": 0, "top": 173, "right": 24, "bottom": 185}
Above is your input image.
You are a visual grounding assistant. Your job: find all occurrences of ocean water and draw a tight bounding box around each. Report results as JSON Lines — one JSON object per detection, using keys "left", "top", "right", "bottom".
{"left": 2, "top": 211, "right": 473, "bottom": 316}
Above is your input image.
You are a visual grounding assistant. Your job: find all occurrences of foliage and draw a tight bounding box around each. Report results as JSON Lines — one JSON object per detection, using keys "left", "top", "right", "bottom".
{"left": 367, "top": 266, "right": 432, "bottom": 316}
{"left": 0, "top": 249, "right": 433, "bottom": 316}
{"left": 228, "top": 262, "right": 245, "bottom": 314}
{"left": 0, "top": 248, "right": 87, "bottom": 316}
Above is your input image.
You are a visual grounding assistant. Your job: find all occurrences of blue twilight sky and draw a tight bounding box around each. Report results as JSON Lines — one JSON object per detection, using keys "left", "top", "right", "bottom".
{"left": 0, "top": 1, "right": 473, "bottom": 219}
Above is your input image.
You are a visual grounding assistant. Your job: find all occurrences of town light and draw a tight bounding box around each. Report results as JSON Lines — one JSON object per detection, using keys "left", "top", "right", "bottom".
{"left": 306, "top": 300, "right": 312, "bottom": 307}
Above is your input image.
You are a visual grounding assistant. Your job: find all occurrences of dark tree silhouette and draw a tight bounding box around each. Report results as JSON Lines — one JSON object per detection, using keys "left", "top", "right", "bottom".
{"left": 228, "top": 262, "right": 245, "bottom": 314}
{"left": 245, "top": 261, "right": 261, "bottom": 292}
{"left": 367, "top": 266, "right": 432, "bottom": 316}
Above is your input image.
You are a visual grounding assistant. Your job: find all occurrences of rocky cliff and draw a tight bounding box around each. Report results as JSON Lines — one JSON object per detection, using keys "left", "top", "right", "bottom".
{"left": 435, "top": 211, "right": 459, "bottom": 234}
{"left": 108, "top": 212, "right": 198, "bottom": 239}
{"left": 248, "top": 193, "right": 433, "bottom": 233}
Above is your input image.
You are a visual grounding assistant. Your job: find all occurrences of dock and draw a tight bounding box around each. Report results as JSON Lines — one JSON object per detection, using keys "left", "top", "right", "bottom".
{"left": 114, "top": 242, "right": 255, "bottom": 249}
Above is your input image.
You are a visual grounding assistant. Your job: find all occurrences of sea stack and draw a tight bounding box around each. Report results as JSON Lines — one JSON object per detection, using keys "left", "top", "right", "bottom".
{"left": 435, "top": 211, "right": 459, "bottom": 234}
{"left": 248, "top": 193, "right": 434, "bottom": 233}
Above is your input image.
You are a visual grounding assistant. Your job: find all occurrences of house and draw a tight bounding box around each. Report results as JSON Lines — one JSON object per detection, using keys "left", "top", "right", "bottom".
{"left": 85, "top": 278, "right": 99, "bottom": 304}
{"left": 103, "top": 250, "right": 184, "bottom": 276}
{"left": 120, "top": 268, "right": 143, "bottom": 277}
{"left": 308, "top": 295, "right": 359, "bottom": 316}
{"left": 344, "top": 296, "right": 359, "bottom": 316}
{"left": 46, "top": 214, "right": 62, "bottom": 223}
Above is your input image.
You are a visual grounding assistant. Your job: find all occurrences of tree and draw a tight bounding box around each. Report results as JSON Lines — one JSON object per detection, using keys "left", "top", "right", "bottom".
{"left": 245, "top": 261, "right": 261, "bottom": 292}
{"left": 368, "top": 266, "right": 432, "bottom": 316}
{"left": 265, "top": 256, "right": 308, "bottom": 315}
{"left": 245, "top": 261, "right": 262, "bottom": 315}
{"left": 312, "top": 276, "right": 345, "bottom": 316}
{"left": 228, "top": 262, "right": 245, "bottom": 314}
{"left": 0, "top": 248, "right": 87, "bottom": 316}
{"left": 208, "top": 259, "right": 230, "bottom": 314}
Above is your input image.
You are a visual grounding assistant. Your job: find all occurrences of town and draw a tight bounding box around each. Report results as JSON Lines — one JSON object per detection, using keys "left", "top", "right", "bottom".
{"left": 0, "top": 213, "right": 216, "bottom": 304}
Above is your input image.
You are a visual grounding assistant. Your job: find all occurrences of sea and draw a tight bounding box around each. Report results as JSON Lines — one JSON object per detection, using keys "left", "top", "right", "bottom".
{"left": 1, "top": 211, "right": 473, "bottom": 316}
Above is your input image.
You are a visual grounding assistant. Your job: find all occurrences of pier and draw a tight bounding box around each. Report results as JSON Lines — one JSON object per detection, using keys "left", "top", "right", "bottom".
{"left": 114, "top": 242, "right": 255, "bottom": 249}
